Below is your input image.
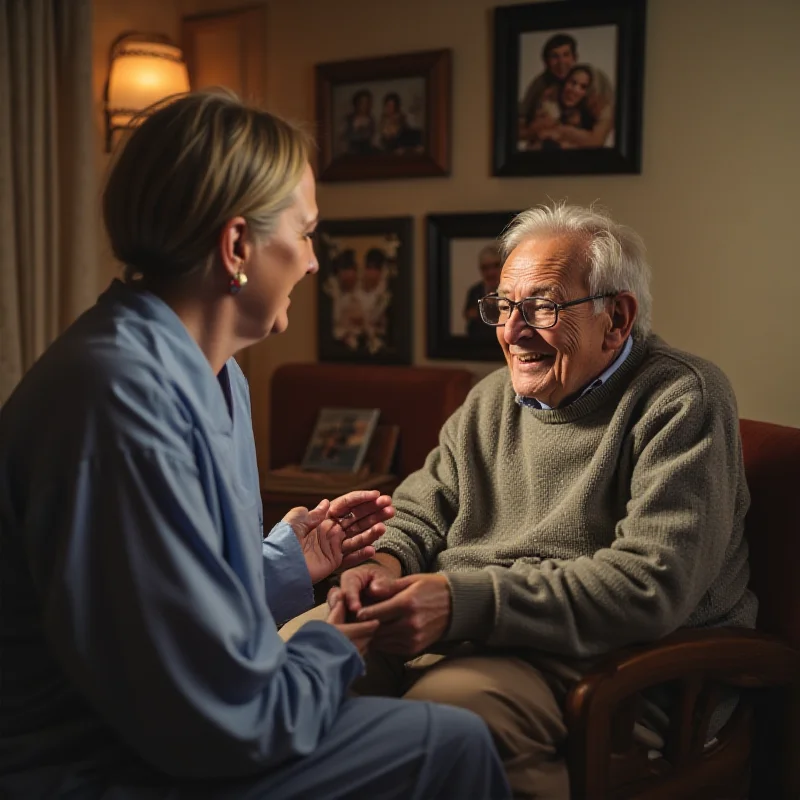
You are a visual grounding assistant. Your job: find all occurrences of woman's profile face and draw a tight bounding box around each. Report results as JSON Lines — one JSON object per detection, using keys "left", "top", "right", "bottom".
{"left": 561, "top": 69, "right": 591, "bottom": 108}
{"left": 239, "top": 163, "right": 319, "bottom": 338}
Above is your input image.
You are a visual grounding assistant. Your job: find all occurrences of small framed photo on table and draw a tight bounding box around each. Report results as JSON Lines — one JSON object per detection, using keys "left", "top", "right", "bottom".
{"left": 492, "top": 0, "right": 646, "bottom": 177}
{"left": 426, "top": 211, "right": 519, "bottom": 362}
{"left": 315, "top": 49, "right": 451, "bottom": 182}
{"left": 301, "top": 408, "right": 380, "bottom": 473}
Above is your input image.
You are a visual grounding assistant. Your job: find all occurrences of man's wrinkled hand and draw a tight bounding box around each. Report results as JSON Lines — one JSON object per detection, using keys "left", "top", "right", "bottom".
{"left": 336, "top": 561, "right": 402, "bottom": 616}
{"left": 354, "top": 574, "right": 452, "bottom": 657}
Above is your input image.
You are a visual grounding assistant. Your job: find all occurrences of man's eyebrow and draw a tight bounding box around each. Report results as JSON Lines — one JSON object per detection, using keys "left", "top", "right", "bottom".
{"left": 497, "top": 284, "right": 559, "bottom": 297}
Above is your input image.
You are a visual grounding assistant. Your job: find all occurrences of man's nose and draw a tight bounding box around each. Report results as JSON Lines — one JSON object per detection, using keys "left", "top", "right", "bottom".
{"left": 502, "top": 305, "right": 530, "bottom": 344}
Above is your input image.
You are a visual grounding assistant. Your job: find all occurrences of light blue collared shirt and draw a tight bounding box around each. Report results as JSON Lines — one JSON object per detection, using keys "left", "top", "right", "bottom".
{"left": 517, "top": 335, "right": 634, "bottom": 410}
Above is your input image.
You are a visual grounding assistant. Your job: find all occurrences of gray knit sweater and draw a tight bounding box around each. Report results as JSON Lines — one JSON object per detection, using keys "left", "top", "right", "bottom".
{"left": 376, "top": 335, "right": 757, "bottom": 659}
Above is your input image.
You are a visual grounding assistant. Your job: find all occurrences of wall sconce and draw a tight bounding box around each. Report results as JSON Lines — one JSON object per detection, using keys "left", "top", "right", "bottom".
{"left": 104, "top": 32, "right": 191, "bottom": 152}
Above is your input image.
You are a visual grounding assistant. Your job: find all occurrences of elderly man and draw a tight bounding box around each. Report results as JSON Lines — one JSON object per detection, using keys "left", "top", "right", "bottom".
{"left": 311, "top": 204, "right": 755, "bottom": 799}
{"left": 464, "top": 244, "right": 503, "bottom": 341}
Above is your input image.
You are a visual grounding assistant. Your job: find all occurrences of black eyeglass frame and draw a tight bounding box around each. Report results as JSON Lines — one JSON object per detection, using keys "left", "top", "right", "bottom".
{"left": 478, "top": 292, "right": 617, "bottom": 329}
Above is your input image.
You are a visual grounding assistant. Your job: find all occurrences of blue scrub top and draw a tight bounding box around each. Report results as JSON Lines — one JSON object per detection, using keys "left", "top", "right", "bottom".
{"left": 0, "top": 280, "right": 363, "bottom": 781}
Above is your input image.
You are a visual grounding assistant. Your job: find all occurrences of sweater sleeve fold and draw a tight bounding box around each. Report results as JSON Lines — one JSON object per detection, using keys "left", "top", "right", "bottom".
{"left": 374, "top": 408, "right": 463, "bottom": 574}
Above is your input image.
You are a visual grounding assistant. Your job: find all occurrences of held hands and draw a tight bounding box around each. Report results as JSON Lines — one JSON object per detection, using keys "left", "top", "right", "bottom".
{"left": 282, "top": 490, "right": 395, "bottom": 584}
{"left": 326, "top": 593, "right": 379, "bottom": 657}
{"left": 332, "top": 568, "right": 452, "bottom": 657}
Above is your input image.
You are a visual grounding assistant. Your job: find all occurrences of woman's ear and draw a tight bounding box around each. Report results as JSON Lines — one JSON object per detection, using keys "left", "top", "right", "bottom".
{"left": 604, "top": 291, "right": 637, "bottom": 350}
{"left": 218, "top": 217, "right": 250, "bottom": 278}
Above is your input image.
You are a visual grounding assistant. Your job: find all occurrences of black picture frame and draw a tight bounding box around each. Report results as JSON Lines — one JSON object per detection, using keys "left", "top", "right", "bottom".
{"left": 315, "top": 49, "right": 451, "bottom": 182}
{"left": 316, "top": 217, "right": 413, "bottom": 365}
{"left": 426, "top": 211, "right": 519, "bottom": 361}
{"left": 492, "top": 0, "right": 646, "bottom": 177}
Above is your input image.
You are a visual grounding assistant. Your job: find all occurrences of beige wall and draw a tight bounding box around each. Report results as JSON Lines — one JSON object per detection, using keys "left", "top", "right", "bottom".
{"left": 93, "top": 0, "right": 800, "bottom": 473}
{"left": 94, "top": 0, "right": 184, "bottom": 285}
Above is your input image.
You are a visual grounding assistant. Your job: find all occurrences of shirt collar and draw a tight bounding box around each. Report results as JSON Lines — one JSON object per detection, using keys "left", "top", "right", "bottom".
{"left": 516, "top": 335, "right": 634, "bottom": 411}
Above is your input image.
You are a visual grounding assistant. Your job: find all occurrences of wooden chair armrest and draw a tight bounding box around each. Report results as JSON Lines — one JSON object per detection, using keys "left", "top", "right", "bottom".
{"left": 570, "top": 628, "right": 798, "bottom": 704}
{"left": 564, "top": 628, "right": 800, "bottom": 799}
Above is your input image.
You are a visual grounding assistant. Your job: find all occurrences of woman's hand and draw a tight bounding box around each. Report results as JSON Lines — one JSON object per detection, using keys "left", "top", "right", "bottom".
{"left": 327, "top": 490, "right": 395, "bottom": 570}
{"left": 326, "top": 594, "right": 379, "bottom": 657}
{"left": 282, "top": 490, "right": 395, "bottom": 584}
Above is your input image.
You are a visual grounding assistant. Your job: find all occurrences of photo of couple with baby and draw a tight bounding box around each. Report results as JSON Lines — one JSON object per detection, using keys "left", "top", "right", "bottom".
{"left": 517, "top": 27, "right": 617, "bottom": 152}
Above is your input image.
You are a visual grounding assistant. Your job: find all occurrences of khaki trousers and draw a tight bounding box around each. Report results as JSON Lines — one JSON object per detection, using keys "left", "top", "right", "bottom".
{"left": 280, "top": 606, "right": 570, "bottom": 800}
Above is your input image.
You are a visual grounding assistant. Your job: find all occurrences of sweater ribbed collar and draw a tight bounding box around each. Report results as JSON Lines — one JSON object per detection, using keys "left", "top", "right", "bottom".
{"left": 516, "top": 335, "right": 652, "bottom": 424}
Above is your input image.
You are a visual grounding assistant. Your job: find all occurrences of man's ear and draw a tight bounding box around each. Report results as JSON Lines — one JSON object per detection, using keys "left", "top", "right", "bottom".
{"left": 604, "top": 291, "right": 637, "bottom": 351}
{"left": 218, "top": 217, "right": 251, "bottom": 279}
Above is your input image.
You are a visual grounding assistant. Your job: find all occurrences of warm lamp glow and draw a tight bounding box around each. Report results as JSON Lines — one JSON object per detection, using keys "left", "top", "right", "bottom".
{"left": 104, "top": 33, "right": 191, "bottom": 151}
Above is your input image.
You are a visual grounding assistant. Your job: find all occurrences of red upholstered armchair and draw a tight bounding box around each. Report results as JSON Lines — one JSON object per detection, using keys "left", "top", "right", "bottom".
{"left": 262, "top": 362, "right": 474, "bottom": 524}
{"left": 268, "top": 362, "right": 474, "bottom": 479}
{"left": 565, "top": 419, "right": 800, "bottom": 799}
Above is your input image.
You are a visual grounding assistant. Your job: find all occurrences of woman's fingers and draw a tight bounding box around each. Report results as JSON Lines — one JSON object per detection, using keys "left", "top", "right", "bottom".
{"left": 339, "top": 545, "right": 377, "bottom": 571}
{"left": 328, "top": 493, "right": 394, "bottom": 526}
{"left": 340, "top": 524, "right": 385, "bottom": 554}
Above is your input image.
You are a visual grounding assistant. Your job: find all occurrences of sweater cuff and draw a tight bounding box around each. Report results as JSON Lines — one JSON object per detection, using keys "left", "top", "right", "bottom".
{"left": 443, "top": 571, "right": 496, "bottom": 642}
{"left": 374, "top": 543, "right": 419, "bottom": 576}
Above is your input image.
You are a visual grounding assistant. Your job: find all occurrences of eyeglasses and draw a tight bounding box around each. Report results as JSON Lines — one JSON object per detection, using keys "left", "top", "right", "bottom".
{"left": 478, "top": 293, "right": 616, "bottom": 329}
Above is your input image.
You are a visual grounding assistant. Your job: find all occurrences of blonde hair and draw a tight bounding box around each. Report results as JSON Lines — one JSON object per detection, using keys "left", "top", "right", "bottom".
{"left": 103, "top": 89, "right": 310, "bottom": 283}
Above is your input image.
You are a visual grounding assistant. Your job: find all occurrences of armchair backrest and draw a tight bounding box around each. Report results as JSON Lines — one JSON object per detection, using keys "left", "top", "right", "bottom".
{"left": 269, "top": 362, "right": 474, "bottom": 479}
{"left": 740, "top": 418, "right": 800, "bottom": 650}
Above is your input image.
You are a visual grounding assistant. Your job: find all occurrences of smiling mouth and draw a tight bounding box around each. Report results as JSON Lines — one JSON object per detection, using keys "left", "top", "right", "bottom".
{"left": 514, "top": 353, "right": 553, "bottom": 364}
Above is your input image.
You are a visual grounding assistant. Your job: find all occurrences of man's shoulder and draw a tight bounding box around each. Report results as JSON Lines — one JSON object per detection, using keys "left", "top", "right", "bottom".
{"left": 470, "top": 366, "right": 514, "bottom": 401}
{"left": 438, "top": 367, "right": 513, "bottom": 438}
{"left": 634, "top": 334, "right": 737, "bottom": 412}
{"left": 520, "top": 72, "right": 551, "bottom": 107}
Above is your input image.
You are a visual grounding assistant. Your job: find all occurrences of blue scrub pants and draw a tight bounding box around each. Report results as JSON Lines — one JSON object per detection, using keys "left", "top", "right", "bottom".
{"left": 0, "top": 697, "right": 510, "bottom": 799}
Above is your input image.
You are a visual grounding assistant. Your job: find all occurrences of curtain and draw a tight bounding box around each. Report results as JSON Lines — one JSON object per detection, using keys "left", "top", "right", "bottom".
{"left": 0, "top": 0, "right": 96, "bottom": 404}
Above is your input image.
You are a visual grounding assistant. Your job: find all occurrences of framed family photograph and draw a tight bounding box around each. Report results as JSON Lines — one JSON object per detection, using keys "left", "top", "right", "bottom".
{"left": 315, "top": 49, "right": 451, "bottom": 182}
{"left": 316, "top": 217, "right": 413, "bottom": 365}
{"left": 492, "top": 0, "right": 646, "bottom": 177}
{"left": 426, "top": 211, "right": 518, "bottom": 361}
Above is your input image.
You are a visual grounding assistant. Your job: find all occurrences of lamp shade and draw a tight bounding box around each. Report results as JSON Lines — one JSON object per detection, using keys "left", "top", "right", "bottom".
{"left": 105, "top": 33, "right": 190, "bottom": 149}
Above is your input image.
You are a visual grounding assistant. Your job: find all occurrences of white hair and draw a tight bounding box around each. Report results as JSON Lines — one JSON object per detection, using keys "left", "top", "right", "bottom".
{"left": 500, "top": 202, "right": 653, "bottom": 337}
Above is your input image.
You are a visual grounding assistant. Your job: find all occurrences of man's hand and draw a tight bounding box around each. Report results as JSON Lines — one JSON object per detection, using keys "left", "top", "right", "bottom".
{"left": 326, "top": 593, "right": 379, "bottom": 657}
{"left": 336, "top": 558, "right": 402, "bottom": 616}
{"left": 282, "top": 491, "right": 395, "bottom": 584}
{"left": 354, "top": 574, "right": 453, "bottom": 657}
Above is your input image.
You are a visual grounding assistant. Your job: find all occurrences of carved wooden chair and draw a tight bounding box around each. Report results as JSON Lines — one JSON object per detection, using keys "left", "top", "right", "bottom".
{"left": 565, "top": 419, "right": 800, "bottom": 799}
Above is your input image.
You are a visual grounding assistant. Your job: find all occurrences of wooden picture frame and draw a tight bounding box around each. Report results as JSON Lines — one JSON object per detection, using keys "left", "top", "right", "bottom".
{"left": 316, "top": 217, "right": 413, "bottom": 365}
{"left": 426, "top": 211, "right": 519, "bottom": 362}
{"left": 493, "top": 0, "right": 647, "bottom": 177}
{"left": 315, "top": 49, "right": 451, "bottom": 182}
